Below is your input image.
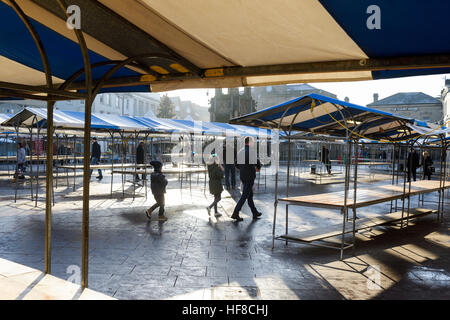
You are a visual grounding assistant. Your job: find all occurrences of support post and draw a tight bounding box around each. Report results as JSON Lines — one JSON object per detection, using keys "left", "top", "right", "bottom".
{"left": 45, "top": 101, "right": 55, "bottom": 274}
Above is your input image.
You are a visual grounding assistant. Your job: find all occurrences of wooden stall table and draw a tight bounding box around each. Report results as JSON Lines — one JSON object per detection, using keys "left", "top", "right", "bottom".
{"left": 111, "top": 167, "right": 207, "bottom": 199}
{"left": 276, "top": 180, "right": 448, "bottom": 259}
{"left": 56, "top": 163, "right": 154, "bottom": 192}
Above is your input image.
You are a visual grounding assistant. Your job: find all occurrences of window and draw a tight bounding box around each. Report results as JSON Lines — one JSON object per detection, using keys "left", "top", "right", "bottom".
{"left": 104, "top": 94, "right": 110, "bottom": 105}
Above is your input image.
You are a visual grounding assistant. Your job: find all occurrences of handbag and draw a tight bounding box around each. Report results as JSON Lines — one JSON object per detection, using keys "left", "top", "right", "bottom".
{"left": 430, "top": 166, "right": 435, "bottom": 173}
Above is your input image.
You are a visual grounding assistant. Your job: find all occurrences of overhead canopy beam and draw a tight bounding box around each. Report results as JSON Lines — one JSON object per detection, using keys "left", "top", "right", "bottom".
{"left": 55, "top": 53, "right": 450, "bottom": 92}
{"left": 0, "top": 81, "right": 87, "bottom": 99}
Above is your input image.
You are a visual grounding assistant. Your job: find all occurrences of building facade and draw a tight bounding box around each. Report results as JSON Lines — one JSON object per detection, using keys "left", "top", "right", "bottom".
{"left": 367, "top": 92, "right": 443, "bottom": 124}
{"left": 441, "top": 79, "right": 450, "bottom": 126}
{"left": 209, "top": 88, "right": 257, "bottom": 122}
{"left": 252, "top": 83, "right": 337, "bottom": 110}
{"left": 0, "top": 92, "right": 209, "bottom": 121}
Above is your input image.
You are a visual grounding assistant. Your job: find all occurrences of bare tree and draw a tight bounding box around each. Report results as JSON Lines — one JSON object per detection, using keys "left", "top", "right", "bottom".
{"left": 157, "top": 94, "right": 176, "bottom": 119}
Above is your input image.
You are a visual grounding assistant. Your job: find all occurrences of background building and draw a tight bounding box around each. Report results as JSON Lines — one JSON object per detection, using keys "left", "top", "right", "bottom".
{"left": 0, "top": 92, "right": 209, "bottom": 121}
{"left": 209, "top": 88, "right": 257, "bottom": 122}
{"left": 367, "top": 92, "right": 443, "bottom": 124}
{"left": 441, "top": 79, "right": 450, "bottom": 127}
{"left": 252, "top": 83, "right": 337, "bottom": 110}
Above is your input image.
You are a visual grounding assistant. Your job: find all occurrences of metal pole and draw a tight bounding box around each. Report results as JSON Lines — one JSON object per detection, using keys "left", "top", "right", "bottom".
{"left": 401, "top": 144, "right": 408, "bottom": 228}
{"left": 110, "top": 131, "right": 114, "bottom": 198}
{"left": 272, "top": 129, "right": 280, "bottom": 249}
{"left": 285, "top": 137, "right": 292, "bottom": 245}
{"left": 390, "top": 144, "right": 396, "bottom": 213}
{"left": 341, "top": 137, "right": 351, "bottom": 260}
{"left": 45, "top": 101, "right": 55, "bottom": 274}
{"left": 406, "top": 143, "right": 414, "bottom": 227}
{"left": 55, "top": 133, "right": 59, "bottom": 189}
{"left": 437, "top": 136, "right": 444, "bottom": 221}
{"left": 352, "top": 140, "right": 359, "bottom": 256}
{"left": 73, "top": 135, "right": 76, "bottom": 191}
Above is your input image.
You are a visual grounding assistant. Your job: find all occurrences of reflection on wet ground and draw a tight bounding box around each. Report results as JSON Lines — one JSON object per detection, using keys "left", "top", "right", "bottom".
{"left": 0, "top": 167, "right": 449, "bottom": 300}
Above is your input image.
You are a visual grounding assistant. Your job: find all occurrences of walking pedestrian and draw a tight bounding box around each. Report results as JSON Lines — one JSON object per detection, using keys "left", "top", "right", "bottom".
{"left": 231, "top": 137, "right": 262, "bottom": 222}
{"left": 145, "top": 160, "right": 168, "bottom": 221}
{"left": 422, "top": 151, "right": 433, "bottom": 180}
{"left": 407, "top": 148, "right": 420, "bottom": 182}
{"left": 16, "top": 142, "right": 26, "bottom": 179}
{"left": 206, "top": 154, "right": 224, "bottom": 218}
{"left": 135, "top": 141, "right": 146, "bottom": 181}
{"left": 223, "top": 139, "right": 236, "bottom": 190}
{"left": 90, "top": 137, "right": 103, "bottom": 180}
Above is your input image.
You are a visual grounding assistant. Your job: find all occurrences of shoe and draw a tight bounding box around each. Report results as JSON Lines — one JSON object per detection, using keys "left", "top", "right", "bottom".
{"left": 145, "top": 209, "right": 152, "bottom": 220}
{"left": 96, "top": 176, "right": 103, "bottom": 180}
{"left": 206, "top": 207, "right": 211, "bottom": 216}
{"left": 231, "top": 214, "right": 243, "bottom": 221}
{"left": 158, "top": 215, "right": 168, "bottom": 221}
{"left": 214, "top": 212, "right": 222, "bottom": 218}
{"left": 253, "top": 212, "right": 262, "bottom": 219}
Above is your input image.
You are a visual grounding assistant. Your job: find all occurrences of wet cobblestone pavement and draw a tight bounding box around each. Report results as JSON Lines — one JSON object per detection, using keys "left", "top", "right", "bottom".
{"left": 0, "top": 168, "right": 449, "bottom": 300}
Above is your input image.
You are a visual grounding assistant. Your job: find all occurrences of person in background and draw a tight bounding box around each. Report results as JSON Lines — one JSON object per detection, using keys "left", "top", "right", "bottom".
{"left": 90, "top": 137, "right": 103, "bottom": 180}
{"left": 16, "top": 142, "right": 26, "bottom": 178}
{"left": 146, "top": 160, "right": 168, "bottom": 221}
{"left": 407, "top": 148, "right": 420, "bottom": 182}
{"left": 231, "top": 137, "right": 262, "bottom": 222}
{"left": 321, "top": 146, "right": 331, "bottom": 175}
{"left": 135, "top": 141, "right": 146, "bottom": 181}
{"left": 223, "top": 138, "right": 236, "bottom": 190}
{"left": 422, "top": 151, "right": 433, "bottom": 180}
{"left": 206, "top": 154, "right": 224, "bottom": 218}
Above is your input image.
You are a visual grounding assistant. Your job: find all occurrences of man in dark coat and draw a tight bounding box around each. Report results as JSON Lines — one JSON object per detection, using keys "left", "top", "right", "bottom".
{"left": 231, "top": 137, "right": 262, "bottom": 221}
{"left": 407, "top": 149, "right": 420, "bottom": 182}
{"left": 90, "top": 137, "right": 103, "bottom": 180}
{"left": 223, "top": 139, "right": 236, "bottom": 190}
{"left": 146, "top": 160, "right": 168, "bottom": 221}
{"left": 135, "top": 141, "right": 146, "bottom": 181}
{"left": 321, "top": 146, "right": 331, "bottom": 175}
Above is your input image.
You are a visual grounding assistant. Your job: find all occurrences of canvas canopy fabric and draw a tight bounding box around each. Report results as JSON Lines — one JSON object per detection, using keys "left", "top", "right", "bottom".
{"left": 230, "top": 93, "right": 435, "bottom": 142}
{"left": 0, "top": 0, "right": 450, "bottom": 97}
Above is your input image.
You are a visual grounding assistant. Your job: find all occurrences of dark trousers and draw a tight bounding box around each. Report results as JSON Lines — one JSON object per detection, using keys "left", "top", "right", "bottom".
{"left": 233, "top": 181, "right": 258, "bottom": 216}
{"left": 208, "top": 193, "right": 222, "bottom": 213}
{"left": 17, "top": 163, "right": 25, "bottom": 172}
{"left": 90, "top": 157, "right": 103, "bottom": 177}
{"left": 324, "top": 159, "right": 331, "bottom": 174}
{"left": 149, "top": 193, "right": 165, "bottom": 215}
{"left": 135, "top": 162, "right": 146, "bottom": 180}
{"left": 407, "top": 167, "right": 417, "bottom": 182}
{"left": 135, "top": 173, "right": 147, "bottom": 180}
{"left": 224, "top": 164, "right": 236, "bottom": 188}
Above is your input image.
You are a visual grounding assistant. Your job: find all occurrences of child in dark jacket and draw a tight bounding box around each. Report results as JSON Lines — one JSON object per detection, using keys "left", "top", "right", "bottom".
{"left": 146, "top": 160, "right": 168, "bottom": 221}
{"left": 206, "top": 155, "right": 224, "bottom": 218}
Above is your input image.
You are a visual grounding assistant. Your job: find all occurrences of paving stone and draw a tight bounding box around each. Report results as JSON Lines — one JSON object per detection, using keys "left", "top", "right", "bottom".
{"left": 1, "top": 174, "right": 449, "bottom": 300}
{"left": 175, "top": 275, "right": 228, "bottom": 288}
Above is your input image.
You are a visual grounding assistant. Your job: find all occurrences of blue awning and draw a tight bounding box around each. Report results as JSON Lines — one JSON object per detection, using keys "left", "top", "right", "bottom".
{"left": 230, "top": 93, "right": 431, "bottom": 142}
{"left": 1, "top": 107, "right": 272, "bottom": 137}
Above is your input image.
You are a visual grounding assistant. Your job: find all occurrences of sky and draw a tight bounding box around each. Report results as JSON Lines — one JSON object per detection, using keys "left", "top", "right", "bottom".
{"left": 164, "top": 73, "right": 450, "bottom": 108}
